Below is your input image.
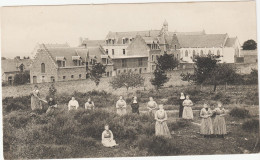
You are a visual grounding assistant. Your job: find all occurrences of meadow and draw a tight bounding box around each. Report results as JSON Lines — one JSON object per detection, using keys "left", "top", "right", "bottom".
{"left": 2, "top": 75, "right": 260, "bottom": 158}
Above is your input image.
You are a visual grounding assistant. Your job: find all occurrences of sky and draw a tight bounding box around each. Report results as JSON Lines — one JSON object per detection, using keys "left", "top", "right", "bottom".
{"left": 1, "top": 1, "right": 257, "bottom": 58}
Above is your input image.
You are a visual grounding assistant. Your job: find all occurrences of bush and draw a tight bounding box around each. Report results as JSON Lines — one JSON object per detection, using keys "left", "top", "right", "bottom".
{"left": 229, "top": 107, "right": 250, "bottom": 118}
{"left": 242, "top": 119, "right": 259, "bottom": 132}
{"left": 168, "top": 119, "right": 191, "bottom": 130}
{"left": 137, "top": 135, "right": 180, "bottom": 156}
{"left": 5, "top": 103, "right": 27, "bottom": 113}
{"left": 13, "top": 72, "right": 30, "bottom": 85}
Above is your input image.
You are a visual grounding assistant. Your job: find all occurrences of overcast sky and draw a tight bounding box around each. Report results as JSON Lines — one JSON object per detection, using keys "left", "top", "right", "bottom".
{"left": 1, "top": 1, "right": 257, "bottom": 58}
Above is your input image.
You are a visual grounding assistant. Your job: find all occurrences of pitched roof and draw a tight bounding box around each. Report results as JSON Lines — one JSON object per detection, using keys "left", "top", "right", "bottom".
{"left": 1, "top": 58, "right": 32, "bottom": 73}
{"left": 81, "top": 39, "right": 105, "bottom": 47}
{"left": 224, "top": 37, "right": 237, "bottom": 47}
{"left": 176, "top": 34, "right": 228, "bottom": 48}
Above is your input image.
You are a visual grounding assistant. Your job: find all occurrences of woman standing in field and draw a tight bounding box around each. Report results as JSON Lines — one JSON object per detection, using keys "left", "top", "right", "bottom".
{"left": 131, "top": 96, "right": 139, "bottom": 114}
{"left": 155, "top": 104, "right": 171, "bottom": 138}
{"left": 200, "top": 103, "right": 213, "bottom": 138}
{"left": 179, "top": 92, "right": 186, "bottom": 118}
{"left": 31, "top": 85, "right": 42, "bottom": 110}
{"left": 147, "top": 97, "right": 158, "bottom": 115}
{"left": 182, "top": 95, "right": 194, "bottom": 120}
{"left": 85, "top": 98, "right": 95, "bottom": 110}
{"left": 213, "top": 102, "right": 227, "bottom": 138}
{"left": 116, "top": 96, "right": 127, "bottom": 116}
{"left": 101, "top": 124, "right": 118, "bottom": 148}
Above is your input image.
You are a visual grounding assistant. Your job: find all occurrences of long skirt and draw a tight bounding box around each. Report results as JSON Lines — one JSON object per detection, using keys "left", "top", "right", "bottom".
{"left": 213, "top": 115, "right": 227, "bottom": 135}
{"left": 182, "top": 107, "right": 193, "bottom": 119}
{"left": 200, "top": 117, "right": 213, "bottom": 135}
{"left": 155, "top": 121, "right": 171, "bottom": 138}
{"left": 31, "top": 96, "right": 42, "bottom": 110}
{"left": 132, "top": 108, "right": 139, "bottom": 114}
{"left": 179, "top": 105, "right": 184, "bottom": 118}
{"left": 102, "top": 138, "right": 117, "bottom": 147}
{"left": 117, "top": 108, "right": 126, "bottom": 116}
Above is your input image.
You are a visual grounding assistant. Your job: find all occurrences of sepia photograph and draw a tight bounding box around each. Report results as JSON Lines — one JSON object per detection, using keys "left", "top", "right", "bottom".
{"left": 1, "top": 0, "right": 259, "bottom": 159}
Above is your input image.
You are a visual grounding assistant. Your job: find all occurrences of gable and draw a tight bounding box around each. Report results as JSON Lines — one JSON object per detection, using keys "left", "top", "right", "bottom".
{"left": 126, "top": 35, "right": 150, "bottom": 57}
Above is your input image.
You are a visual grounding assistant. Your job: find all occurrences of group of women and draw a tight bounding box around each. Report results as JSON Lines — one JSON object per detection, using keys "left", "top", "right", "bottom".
{"left": 31, "top": 85, "right": 227, "bottom": 148}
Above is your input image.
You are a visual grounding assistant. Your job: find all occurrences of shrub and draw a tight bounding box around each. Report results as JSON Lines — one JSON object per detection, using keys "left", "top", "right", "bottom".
{"left": 242, "top": 119, "right": 259, "bottom": 132}
{"left": 13, "top": 72, "right": 30, "bottom": 85}
{"left": 168, "top": 119, "right": 191, "bottom": 130}
{"left": 137, "top": 135, "right": 180, "bottom": 156}
{"left": 229, "top": 107, "right": 250, "bottom": 118}
{"left": 5, "top": 103, "right": 26, "bottom": 113}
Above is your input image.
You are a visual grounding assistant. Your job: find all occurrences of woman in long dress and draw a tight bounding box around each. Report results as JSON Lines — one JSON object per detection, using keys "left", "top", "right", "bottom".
{"left": 182, "top": 95, "right": 194, "bottom": 120}
{"left": 116, "top": 96, "right": 127, "bottom": 116}
{"left": 213, "top": 102, "right": 227, "bottom": 138}
{"left": 155, "top": 104, "right": 171, "bottom": 138}
{"left": 147, "top": 97, "right": 158, "bottom": 116}
{"left": 31, "top": 85, "right": 42, "bottom": 110}
{"left": 131, "top": 96, "right": 139, "bottom": 114}
{"left": 200, "top": 103, "right": 213, "bottom": 138}
{"left": 179, "top": 93, "right": 186, "bottom": 118}
{"left": 101, "top": 124, "right": 118, "bottom": 147}
{"left": 85, "top": 98, "right": 95, "bottom": 110}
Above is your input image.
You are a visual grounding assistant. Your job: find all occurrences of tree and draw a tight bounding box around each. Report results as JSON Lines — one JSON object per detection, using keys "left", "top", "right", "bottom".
{"left": 109, "top": 72, "right": 145, "bottom": 91}
{"left": 242, "top": 39, "right": 257, "bottom": 50}
{"left": 180, "top": 55, "right": 237, "bottom": 91}
{"left": 181, "top": 55, "right": 219, "bottom": 87}
{"left": 156, "top": 53, "right": 179, "bottom": 71}
{"left": 206, "top": 63, "right": 237, "bottom": 91}
{"left": 90, "top": 63, "right": 106, "bottom": 86}
{"left": 13, "top": 72, "right": 30, "bottom": 85}
{"left": 150, "top": 66, "right": 169, "bottom": 90}
{"left": 150, "top": 53, "right": 178, "bottom": 89}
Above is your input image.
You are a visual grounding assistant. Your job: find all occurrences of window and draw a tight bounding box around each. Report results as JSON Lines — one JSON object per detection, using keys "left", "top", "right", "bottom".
{"left": 144, "top": 68, "right": 147, "bottom": 71}
{"left": 123, "top": 49, "right": 125, "bottom": 55}
{"left": 123, "top": 39, "right": 125, "bottom": 44}
{"left": 124, "top": 69, "right": 126, "bottom": 73}
{"left": 122, "top": 59, "right": 127, "bottom": 67}
{"left": 57, "top": 61, "right": 66, "bottom": 67}
{"left": 19, "top": 64, "right": 24, "bottom": 72}
{"left": 79, "top": 74, "right": 82, "bottom": 79}
{"left": 208, "top": 50, "right": 212, "bottom": 55}
{"left": 41, "top": 63, "right": 45, "bottom": 73}
{"left": 193, "top": 50, "right": 196, "bottom": 56}
{"left": 42, "top": 76, "right": 45, "bottom": 82}
{"left": 63, "top": 76, "right": 66, "bottom": 80}
{"left": 175, "top": 45, "right": 177, "bottom": 50}
{"left": 112, "top": 49, "right": 114, "bottom": 55}
{"left": 71, "top": 75, "right": 74, "bottom": 79}
{"left": 200, "top": 50, "right": 204, "bottom": 56}
{"left": 138, "top": 58, "right": 143, "bottom": 66}
{"left": 106, "top": 49, "right": 108, "bottom": 54}
{"left": 217, "top": 50, "right": 220, "bottom": 56}
{"left": 177, "top": 54, "right": 179, "bottom": 59}
{"left": 152, "top": 55, "right": 154, "bottom": 61}
{"left": 51, "top": 76, "right": 55, "bottom": 82}
{"left": 185, "top": 50, "right": 189, "bottom": 57}
{"left": 118, "top": 70, "right": 121, "bottom": 74}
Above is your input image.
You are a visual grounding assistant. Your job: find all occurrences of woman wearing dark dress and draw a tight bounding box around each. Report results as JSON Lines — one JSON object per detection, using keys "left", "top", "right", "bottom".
{"left": 131, "top": 96, "right": 139, "bottom": 114}
{"left": 179, "top": 93, "right": 186, "bottom": 118}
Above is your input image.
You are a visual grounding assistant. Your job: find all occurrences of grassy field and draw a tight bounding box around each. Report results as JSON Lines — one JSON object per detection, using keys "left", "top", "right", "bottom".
{"left": 2, "top": 81, "right": 260, "bottom": 159}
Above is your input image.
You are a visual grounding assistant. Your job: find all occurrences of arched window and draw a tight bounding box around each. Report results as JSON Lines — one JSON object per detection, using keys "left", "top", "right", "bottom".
{"left": 217, "top": 50, "right": 220, "bottom": 56}
{"left": 41, "top": 63, "right": 45, "bottom": 73}
{"left": 192, "top": 50, "right": 196, "bottom": 60}
{"left": 208, "top": 50, "right": 212, "bottom": 55}
{"left": 200, "top": 50, "right": 204, "bottom": 56}
{"left": 185, "top": 50, "right": 188, "bottom": 57}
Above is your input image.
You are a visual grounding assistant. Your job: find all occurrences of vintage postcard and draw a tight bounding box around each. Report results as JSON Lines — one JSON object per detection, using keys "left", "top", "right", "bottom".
{"left": 1, "top": 1, "right": 259, "bottom": 159}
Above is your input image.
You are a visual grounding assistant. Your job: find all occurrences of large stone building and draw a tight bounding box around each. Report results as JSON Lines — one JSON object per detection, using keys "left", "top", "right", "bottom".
{"left": 30, "top": 43, "right": 112, "bottom": 83}
{"left": 30, "top": 20, "right": 242, "bottom": 83}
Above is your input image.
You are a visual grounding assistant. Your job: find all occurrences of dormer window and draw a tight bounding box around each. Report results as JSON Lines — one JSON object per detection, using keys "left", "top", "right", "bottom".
{"left": 72, "top": 56, "right": 82, "bottom": 66}
{"left": 19, "top": 64, "right": 24, "bottom": 72}
{"left": 56, "top": 57, "right": 66, "bottom": 67}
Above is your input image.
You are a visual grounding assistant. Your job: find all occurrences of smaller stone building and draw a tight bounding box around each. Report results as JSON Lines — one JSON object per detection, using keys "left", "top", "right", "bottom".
{"left": 30, "top": 44, "right": 112, "bottom": 83}
{"left": 1, "top": 57, "right": 32, "bottom": 85}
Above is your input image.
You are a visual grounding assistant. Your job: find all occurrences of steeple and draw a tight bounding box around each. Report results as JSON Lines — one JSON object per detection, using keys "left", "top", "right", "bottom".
{"left": 163, "top": 20, "right": 168, "bottom": 32}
